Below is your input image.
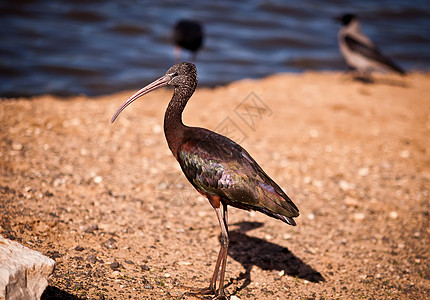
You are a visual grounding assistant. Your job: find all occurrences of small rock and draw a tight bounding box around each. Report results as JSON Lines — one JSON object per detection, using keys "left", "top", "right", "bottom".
{"left": 380, "top": 161, "right": 391, "bottom": 169}
{"left": 178, "top": 261, "right": 192, "bottom": 266}
{"left": 49, "top": 251, "right": 62, "bottom": 259}
{"left": 87, "top": 254, "right": 97, "bottom": 264}
{"left": 307, "top": 247, "right": 317, "bottom": 254}
{"left": 93, "top": 176, "right": 103, "bottom": 184}
{"left": 307, "top": 213, "right": 315, "bottom": 220}
{"left": 124, "top": 260, "right": 134, "bottom": 265}
{"left": 11, "top": 142, "right": 23, "bottom": 151}
{"left": 63, "top": 118, "right": 81, "bottom": 127}
{"left": 143, "top": 283, "right": 154, "bottom": 289}
{"left": 283, "top": 233, "right": 292, "bottom": 240}
{"left": 344, "top": 196, "right": 359, "bottom": 207}
{"left": 53, "top": 178, "right": 65, "bottom": 187}
{"left": 126, "top": 227, "right": 135, "bottom": 234}
{"left": 309, "top": 129, "right": 319, "bottom": 138}
{"left": 399, "top": 150, "right": 410, "bottom": 158}
{"left": 110, "top": 261, "right": 120, "bottom": 270}
{"left": 230, "top": 295, "right": 241, "bottom": 300}
{"left": 278, "top": 270, "right": 285, "bottom": 277}
{"left": 101, "top": 237, "right": 117, "bottom": 249}
{"left": 164, "top": 273, "right": 171, "bottom": 278}
{"left": 152, "top": 124, "right": 162, "bottom": 134}
{"left": 389, "top": 211, "right": 398, "bottom": 219}
{"left": 157, "top": 182, "right": 168, "bottom": 190}
{"left": 84, "top": 224, "right": 99, "bottom": 233}
{"left": 140, "top": 264, "right": 150, "bottom": 271}
{"left": 339, "top": 180, "right": 355, "bottom": 191}
{"left": 303, "top": 176, "right": 311, "bottom": 184}
{"left": 197, "top": 211, "right": 208, "bottom": 217}
{"left": 358, "top": 167, "right": 369, "bottom": 176}
{"left": 44, "top": 191, "right": 54, "bottom": 197}
{"left": 75, "top": 245, "right": 84, "bottom": 251}
{"left": 354, "top": 212, "right": 366, "bottom": 221}
{"left": 312, "top": 180, "right": 323, "bottom": 188}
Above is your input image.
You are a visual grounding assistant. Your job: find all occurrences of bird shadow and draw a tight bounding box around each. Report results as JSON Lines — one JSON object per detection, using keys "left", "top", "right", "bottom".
{"left": 41, "top": 286, "right": 83, "bottom": 300}
{"left": 225, "top": 221, "right": 324, "bottom": 293}
{"left": 352, "top": 74, "right": 409, "bottom": 88}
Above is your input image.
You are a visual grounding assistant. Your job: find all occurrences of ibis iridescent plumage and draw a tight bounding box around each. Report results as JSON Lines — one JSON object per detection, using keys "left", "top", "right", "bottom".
{"left": 111, "top": 63, "right": 299, "bottom": 298}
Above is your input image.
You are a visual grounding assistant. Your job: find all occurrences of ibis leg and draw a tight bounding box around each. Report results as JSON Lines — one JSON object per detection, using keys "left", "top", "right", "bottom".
{"left": 208, "top": 203, "right": 229, "bottom": 298}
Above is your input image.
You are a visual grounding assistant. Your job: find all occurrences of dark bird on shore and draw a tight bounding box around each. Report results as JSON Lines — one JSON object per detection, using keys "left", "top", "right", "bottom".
{"left": 335, "top": 13, "right": 406, "bottom": 76}
{"left": 111, "top": 63, "right": 299, "bottom": 298}
{"left": 173, "top": 20, "right": 204, "bottom": 63}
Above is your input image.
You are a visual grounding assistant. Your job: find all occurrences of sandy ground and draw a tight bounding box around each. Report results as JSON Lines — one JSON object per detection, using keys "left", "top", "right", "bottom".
{"left": 1, "top": 71, "right": 429, "bottom": 300}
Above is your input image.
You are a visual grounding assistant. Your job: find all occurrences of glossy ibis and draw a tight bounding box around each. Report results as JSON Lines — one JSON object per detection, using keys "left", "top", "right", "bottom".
{"left": 111, "top": 63, "right": 299, "bottom": 298}
{"left": 173, "top": 20, "right": 204, "bottom": 63}
{"left": 336, "top": 13, "right": 405, "bottom": 76}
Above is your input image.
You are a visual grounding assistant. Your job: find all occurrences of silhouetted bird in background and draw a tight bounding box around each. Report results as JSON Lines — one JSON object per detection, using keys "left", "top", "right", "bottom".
{"left": 336, "top": 13, "right": 405, "bottom": 76}
{"left": 111, "top": 63, "right": 299, "bottom": 299}
{"left": 173, "top": 20, "right": 204, "bottom": 63}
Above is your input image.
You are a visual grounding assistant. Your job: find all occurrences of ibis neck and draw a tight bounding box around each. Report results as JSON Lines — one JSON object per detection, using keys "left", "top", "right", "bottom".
{"left": 164, "top": 86, "right": 193, "bottom": 159}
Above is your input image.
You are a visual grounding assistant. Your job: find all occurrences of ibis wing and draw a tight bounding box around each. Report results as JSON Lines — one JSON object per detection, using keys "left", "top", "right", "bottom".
{"left": 177, "top": 131, "right": 299, "bottom": 224}
{"left": 177, "top": 135, "right": 256, "bottom": 201}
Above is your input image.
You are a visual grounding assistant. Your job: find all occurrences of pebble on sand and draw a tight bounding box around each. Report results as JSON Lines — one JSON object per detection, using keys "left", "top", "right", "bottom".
{"left": 358, "top": 166, "right": 369, "bottom": 176}
{"left": 12, "top": 142, "right": 23, "bottom": 151}
{"left": 93, "top": 175, "right": 103, "bottom": 184}
{"left": 344, "top": 196, "right": 360, "bottom": 207}
{"left": 389, "top": 211, "right": 399, "bottom": 219}
{"left": 353, "top": 212, "right": 366, "bottom": 221}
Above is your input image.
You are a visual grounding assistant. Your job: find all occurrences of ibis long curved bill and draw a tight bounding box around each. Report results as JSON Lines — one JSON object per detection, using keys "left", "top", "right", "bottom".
{"left": 111, "top": 73, "right": 174, "bottom": 123}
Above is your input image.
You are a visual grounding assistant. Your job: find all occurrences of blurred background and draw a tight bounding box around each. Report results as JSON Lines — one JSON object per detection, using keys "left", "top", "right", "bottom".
{"left": 1, "top": 0, "right": 429, "bottom": 98}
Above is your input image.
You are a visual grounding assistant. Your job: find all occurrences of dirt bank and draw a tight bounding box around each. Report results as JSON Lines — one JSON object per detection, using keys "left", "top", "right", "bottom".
{"left": 1, "top": 71, "right": 429, "bottom": 299}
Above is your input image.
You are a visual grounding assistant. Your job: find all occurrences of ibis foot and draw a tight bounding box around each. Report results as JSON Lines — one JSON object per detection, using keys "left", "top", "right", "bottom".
{"left": 182, "top": 285, "right": 228, "bottom": 300}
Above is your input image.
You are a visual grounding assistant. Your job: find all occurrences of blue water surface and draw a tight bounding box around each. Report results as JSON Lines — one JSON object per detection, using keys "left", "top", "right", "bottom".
{"left": 1, "top": 0, "right": 429, "bottom": 97}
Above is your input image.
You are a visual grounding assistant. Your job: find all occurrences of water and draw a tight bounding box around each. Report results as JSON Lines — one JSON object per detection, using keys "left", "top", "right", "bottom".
{"left": 1, "top": 0, "right": 429, "bottom": 97}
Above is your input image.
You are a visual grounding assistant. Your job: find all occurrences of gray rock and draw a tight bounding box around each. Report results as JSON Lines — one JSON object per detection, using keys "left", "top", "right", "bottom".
{"left": 0, "top": 235, "right": 55, "bottom": 300}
